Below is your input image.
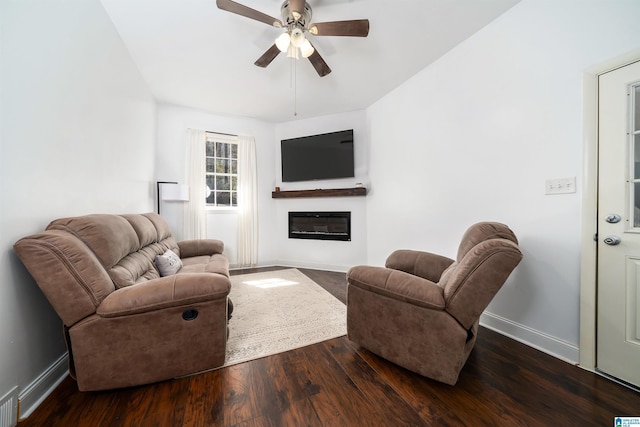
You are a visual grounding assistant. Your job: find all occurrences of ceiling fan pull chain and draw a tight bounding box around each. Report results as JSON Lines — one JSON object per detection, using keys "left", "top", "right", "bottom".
{"left": 290, "top": 56, "right": 294, "bottom": 88}
{"left": 293, "top": 59, "right": 298, "bottom": 116}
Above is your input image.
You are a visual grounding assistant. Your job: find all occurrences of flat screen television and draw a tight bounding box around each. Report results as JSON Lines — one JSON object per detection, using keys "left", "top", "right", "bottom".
{"left": 281, "top": 129, "right": 354, "bottom": 182}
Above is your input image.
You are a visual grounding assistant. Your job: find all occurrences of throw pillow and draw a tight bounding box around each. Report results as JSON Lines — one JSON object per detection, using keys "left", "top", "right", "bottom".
{"left": 155, "top": 249, "right": 183, "bottom": 276}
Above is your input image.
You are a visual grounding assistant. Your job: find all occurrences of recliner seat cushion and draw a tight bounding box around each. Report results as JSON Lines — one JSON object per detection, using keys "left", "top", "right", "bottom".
{"left": 180, "top": 254, "right": 229, "bottom": 277}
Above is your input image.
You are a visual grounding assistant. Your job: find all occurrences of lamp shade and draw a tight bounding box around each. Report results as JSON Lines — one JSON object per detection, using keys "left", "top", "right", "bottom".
{"left": 300, "top": 39, "right": 314, "bottom": 58}
{"left": 275, "top": 32, "right": 291, "bottom": 52}
{"left": 160, "top": 183, "right": 189, "bottom": 201}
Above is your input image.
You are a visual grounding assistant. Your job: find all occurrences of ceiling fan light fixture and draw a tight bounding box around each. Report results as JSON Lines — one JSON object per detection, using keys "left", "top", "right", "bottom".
{"left": 300, "top": 39, "right": 314, "bottom": 58}
{"left": 275, "top": 32, "right": 291, "bottom": 52}
{"left": 216, "top": 0, "right": 369, "bottom": 77}
{"left": 290, "top": 27, "right": 305, "bottom": 48}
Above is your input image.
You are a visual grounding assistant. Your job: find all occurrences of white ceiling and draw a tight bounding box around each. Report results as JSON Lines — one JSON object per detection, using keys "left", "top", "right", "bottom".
{"left": 100, "top": 0, "right": 520, "bottom": 122}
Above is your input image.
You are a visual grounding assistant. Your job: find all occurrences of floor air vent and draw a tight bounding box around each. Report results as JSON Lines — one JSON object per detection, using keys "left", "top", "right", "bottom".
{"left": 0, "top": 387, "right": 17, "bottom": 427}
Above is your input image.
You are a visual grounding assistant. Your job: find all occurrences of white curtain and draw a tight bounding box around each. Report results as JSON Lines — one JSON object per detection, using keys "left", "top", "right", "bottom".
{"left": 183, "top": 129, "right": 207, "bottom": 240}
{"left": 237, "top": 135, "right": 258, "bottom": 266}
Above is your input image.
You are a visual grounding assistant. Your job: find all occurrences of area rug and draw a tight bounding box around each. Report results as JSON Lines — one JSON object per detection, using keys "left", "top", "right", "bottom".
{"left": 223, "top": 268, "right": 347, "bottom": 367}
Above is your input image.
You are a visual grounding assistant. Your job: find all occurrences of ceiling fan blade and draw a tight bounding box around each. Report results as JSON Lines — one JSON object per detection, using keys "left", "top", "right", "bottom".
{"left": 289, "top": 0, "right": 306, "bottom": 20}
{"left": 309, "top": 19, "right": 370, "bottom": 37}
{"left": 216, "top": 0, "right": 282, "bottom": 27}
{"left": 307, "top": 45, "right": 331, "bottom": 77}
{"left": 254, "top": 44, "right": 281, "bottom": 68}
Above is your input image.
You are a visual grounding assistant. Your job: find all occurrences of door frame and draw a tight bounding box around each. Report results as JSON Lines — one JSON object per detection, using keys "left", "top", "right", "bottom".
{"left": 580, "top": 50, "right": 640, "bottom": 370}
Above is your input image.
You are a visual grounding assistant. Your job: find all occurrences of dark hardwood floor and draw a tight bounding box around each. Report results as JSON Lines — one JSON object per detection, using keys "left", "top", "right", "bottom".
{"left": 19, "top": 267, "right": 640, "bottom": 426}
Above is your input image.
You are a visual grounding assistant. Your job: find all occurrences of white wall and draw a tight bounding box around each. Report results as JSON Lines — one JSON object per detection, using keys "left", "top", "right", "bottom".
{"left": 155, "top": 106, "right": 367, "bottom": 272}
{"left": 365, "top": 0, "right": 640, "bottom": 361}
{"left": 155, "top": 104, "right": 277, "bottom": 266}
{"left": 0, "top": 0, "right": 156, "bottom": 417}
{"left": 274, "top": 111, "right": 368, "bottom": 272}
{"left": 5, "top": 0, "right": 640, "bottom": 418}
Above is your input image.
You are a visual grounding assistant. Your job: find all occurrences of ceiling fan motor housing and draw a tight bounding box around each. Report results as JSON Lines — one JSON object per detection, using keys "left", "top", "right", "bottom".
{"left": 281, "top": 0, "right": 312, "bottom": 29}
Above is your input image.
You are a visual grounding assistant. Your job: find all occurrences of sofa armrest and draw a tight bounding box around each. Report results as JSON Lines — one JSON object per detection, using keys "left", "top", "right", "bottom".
{"left": 385, "top": 250, "right": 454, "bottom": 283}
{"left": 96, "top": 273, "right": 230, "bottom": 318}
{"left": 178, "top": 239, "right": 224, "bottom": 258}
{"left": 347, "top": 265, "right": 445, "bottom": 310}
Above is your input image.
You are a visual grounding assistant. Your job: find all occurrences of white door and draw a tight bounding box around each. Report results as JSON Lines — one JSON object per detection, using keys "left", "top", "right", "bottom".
{"left": 597, "top": 60, "right": 640, "bottom": 387}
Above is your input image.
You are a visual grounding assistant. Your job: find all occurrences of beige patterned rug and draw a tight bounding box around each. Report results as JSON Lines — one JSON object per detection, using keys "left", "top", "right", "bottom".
{"left": 224, "top": 268, "right": 347, "bottom": 367}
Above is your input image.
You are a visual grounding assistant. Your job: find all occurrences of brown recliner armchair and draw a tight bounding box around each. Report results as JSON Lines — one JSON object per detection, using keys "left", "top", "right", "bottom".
{"left": 346, "top": 222, "right": 523, "bottom": 385}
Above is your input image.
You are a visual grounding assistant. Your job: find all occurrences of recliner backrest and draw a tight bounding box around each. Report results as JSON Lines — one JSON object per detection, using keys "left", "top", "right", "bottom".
{"left": 13, "top": 213, "right": 180, "bottom": 327}
{"left": 439, "top": 222, "right": 523, "bottom": 329}
{"left": 47, "top": 213, "right": 179, "bottom": 289}
{"left": 114, "top": 213, "right": 180, "bottom": 287}
{"left": 456, "top": 222, "right": 518, "bottom": 261}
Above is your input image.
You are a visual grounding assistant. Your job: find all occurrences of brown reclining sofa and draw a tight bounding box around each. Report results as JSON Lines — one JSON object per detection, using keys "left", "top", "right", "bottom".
{"left": 14, "top": 212, "right": 231, "bottom": 391}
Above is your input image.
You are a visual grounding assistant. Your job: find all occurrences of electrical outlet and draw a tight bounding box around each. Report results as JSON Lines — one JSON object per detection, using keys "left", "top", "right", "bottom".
{"left": 545, "top": 177, "right": 576, "bottom": 195}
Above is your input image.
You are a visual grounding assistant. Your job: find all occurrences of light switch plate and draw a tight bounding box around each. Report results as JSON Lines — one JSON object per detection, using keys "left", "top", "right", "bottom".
{"left": 545, "top": 177, "right": 576, "bottom": 195}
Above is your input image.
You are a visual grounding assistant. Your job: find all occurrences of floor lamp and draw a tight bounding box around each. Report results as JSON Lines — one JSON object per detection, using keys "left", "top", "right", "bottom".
{"left": 157, "top": 181, "right": 189, "bottom": 215}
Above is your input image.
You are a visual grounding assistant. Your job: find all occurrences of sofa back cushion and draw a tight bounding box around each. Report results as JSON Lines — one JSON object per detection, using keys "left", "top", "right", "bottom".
{"left": 47, "top": 213, "right": 179, "bottom": 289}
{"left": 48, "top": 214, "right": 139, "bottom": 267}
{"left": 13, "top": 230, "right": 116, "bottom": 326}
{"left": 114, "top": 214, "right": 179, "bottom": 287}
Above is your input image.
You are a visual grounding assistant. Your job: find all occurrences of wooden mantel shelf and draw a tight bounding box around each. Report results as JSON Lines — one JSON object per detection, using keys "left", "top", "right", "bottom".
{"left": 272, "top": 187, "right": 367, "bottom": 199}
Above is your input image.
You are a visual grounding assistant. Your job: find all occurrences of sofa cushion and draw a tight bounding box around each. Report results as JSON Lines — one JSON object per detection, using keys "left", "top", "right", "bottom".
{"left": 110, "top": 253, "right": 161, "bottom": 288}
{"left": 181, "top": 254, "right": 230, "bottom": 277}
{"left": 131, "top": 213, "right": 181, "bottom": 255}
{"left": 121, "top": 214, "right": 162, "bottom": 248}
{"left": 155, "top": 249, "right": 183, "bottom": 276}
{"left": 47, "top": 214, "right": 140, "bottom": 268}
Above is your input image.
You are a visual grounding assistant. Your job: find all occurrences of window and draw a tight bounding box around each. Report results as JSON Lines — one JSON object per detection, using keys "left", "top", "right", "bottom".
{"left": 631, "top": 84, "right": 640, "bottom": 227}
{"left": 205, "top": 135, "right": 238, "bottom": 207}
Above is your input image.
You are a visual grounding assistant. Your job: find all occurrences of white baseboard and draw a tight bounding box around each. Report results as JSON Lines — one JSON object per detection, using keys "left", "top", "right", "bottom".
{"left": 18, "top": 353, "right": 69, "bottom": 420}
{"left": 274, "top": 260, "right": 350, "bottom": 273}
{"left": 229, "top": 262, "right": 278, "bottom": 271}
{"left": 230, "top": 261, "right": 350, "bottom": 273}
{"left": 480, "top": 311, "right": 579, "bottom": 364}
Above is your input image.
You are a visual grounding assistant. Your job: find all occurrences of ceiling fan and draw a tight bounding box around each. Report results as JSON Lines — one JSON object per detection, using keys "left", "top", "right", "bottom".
{"left": 216, "top": 0, "right": 370, "bottom": 77}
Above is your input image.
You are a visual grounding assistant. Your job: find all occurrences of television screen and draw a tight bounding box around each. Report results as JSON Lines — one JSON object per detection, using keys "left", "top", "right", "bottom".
{"left": 281, "top": 129, "right": 354, "bottom": 182}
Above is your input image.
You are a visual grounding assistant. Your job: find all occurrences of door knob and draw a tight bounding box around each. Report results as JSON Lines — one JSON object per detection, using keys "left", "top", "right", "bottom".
{"left": 603, "top": 235, "right": 621, "bottom": 246}
{"left": 605, "top": 214, "right": 621, "bottom": 224}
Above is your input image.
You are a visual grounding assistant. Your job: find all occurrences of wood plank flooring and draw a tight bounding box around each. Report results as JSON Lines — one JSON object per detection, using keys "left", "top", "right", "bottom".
{"left": 19, "top": 267, "right": 640, "bottom": 426}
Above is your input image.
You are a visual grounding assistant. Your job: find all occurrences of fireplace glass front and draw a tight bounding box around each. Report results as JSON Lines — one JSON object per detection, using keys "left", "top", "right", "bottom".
{"left": 288, "top": 211, "right": 351, "bottom": 241}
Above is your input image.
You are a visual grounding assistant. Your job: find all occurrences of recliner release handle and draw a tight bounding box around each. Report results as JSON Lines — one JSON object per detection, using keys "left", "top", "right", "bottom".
{"left": 182, "top": 308, "right": 199, "bottom": 321}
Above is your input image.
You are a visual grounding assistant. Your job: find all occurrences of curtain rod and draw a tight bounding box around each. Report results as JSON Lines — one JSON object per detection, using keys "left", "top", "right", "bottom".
{"left": 206, "top": 130, "right": 237, "bottom": 137}
{"left": 189, "top": 128, "right": 239, "bottom": 138}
